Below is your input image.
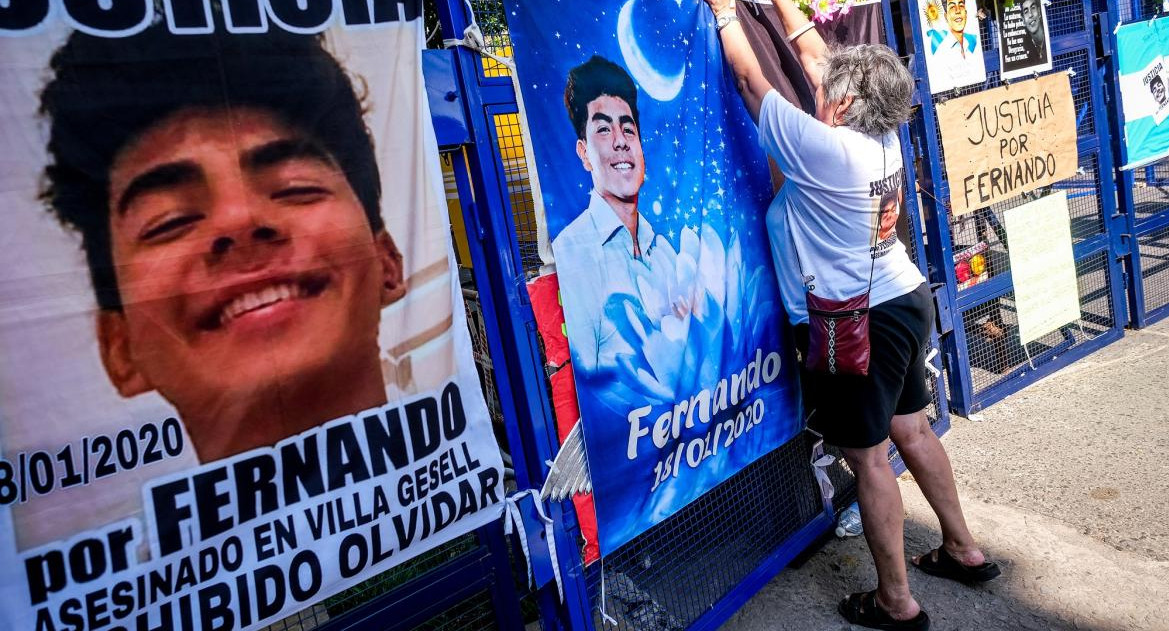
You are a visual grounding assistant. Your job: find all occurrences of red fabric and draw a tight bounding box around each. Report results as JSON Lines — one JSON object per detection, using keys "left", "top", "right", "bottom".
{"left": 526, "top": 273, "right": 599, "bottom": 565}
{"left": 525, "top": 273, "right": 570, "bottom": 367}
{"left": 550, "top": 365, "right": 599, "bottom": 565}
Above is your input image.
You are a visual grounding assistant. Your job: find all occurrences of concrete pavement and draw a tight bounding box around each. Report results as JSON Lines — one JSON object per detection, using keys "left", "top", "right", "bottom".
{"left": 722, "top": 319, "right": 1169, "bottom": 631}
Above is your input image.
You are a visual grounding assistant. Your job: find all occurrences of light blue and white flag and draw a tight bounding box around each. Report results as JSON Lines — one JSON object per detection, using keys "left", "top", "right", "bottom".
{"left": 1116, "top": 17, "right": 1169, "bottom": 169}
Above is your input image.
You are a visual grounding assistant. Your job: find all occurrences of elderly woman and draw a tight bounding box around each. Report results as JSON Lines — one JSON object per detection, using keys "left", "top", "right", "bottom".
{"left": 705, "top": 1, "right": 999, "bottom": 629}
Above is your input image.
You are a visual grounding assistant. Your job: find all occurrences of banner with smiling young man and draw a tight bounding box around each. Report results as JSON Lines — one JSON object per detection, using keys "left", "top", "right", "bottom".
{"left": 0, "top": 2, "right": 504, "bottom": 629}
{"left": 508, "top": 0, "right": 802, "bottom": 555}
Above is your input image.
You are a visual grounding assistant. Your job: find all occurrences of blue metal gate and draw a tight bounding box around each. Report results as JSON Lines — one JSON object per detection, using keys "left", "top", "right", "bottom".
{"left": 430, "top": 1, "right": 951, "bottom": 630}
{"left": 284, "top": 0, "right": 962, "bottom": 629}
{"left": 904, "top": 0, "right": 1129, "bottom": 416}
{"left": 296, "top": 1, "right": 1165, "bottom": 628}
{"left": 1107, "top": 0, "right": 1169, "bottom": 328}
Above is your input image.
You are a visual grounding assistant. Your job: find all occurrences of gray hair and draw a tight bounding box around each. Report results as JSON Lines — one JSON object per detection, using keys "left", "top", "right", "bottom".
{"left": 821, "top": 44, "right": 914, "bottom": 137}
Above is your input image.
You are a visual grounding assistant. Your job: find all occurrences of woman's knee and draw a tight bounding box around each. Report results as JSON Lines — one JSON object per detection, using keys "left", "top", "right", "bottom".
{"left": 841, "top": 440, "right": 893, "bottom": 473}
{"left": 889, "top": 410, "right": 931, "bottom": 449}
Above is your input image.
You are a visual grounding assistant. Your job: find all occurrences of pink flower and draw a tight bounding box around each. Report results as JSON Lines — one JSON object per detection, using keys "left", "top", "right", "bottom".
{"left": 811, "top": 0, "right": 834, "bottom": 22}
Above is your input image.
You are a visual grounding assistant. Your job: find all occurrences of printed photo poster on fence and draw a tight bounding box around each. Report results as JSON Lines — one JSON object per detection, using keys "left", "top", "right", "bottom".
{"left": 936, "top": 72, "right": 1079, "bottom": 215}
{"left": 506, "top": 0, "right": 801, "bottom": 555}
{"left": 1003, "top": 192, "right": 1082, "bottom": 344}
{"left": 1116, "top": 16, "right": 1169, "bottom": 170}
{"left": 995, "top": 0, "right": 1052, "bottom": 80}
{"left": 0, "top": 3, "right": 505, "bottom": 629}
{"left": 919, "top": 0, "right": 987, "bottom": 94}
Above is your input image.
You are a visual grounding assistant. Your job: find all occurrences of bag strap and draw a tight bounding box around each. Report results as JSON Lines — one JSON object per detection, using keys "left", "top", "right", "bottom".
{"left": 790, "top": 137, "right": 886, "bottom": 296}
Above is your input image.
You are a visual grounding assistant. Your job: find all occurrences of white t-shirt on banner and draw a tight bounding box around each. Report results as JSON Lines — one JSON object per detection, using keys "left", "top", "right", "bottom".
{"left": 757, "top": 89, "right": 925, "bottom": 325}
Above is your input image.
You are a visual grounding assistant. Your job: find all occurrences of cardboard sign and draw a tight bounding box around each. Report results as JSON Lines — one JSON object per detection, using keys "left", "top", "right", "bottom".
{"left": 937, "top": 73, "right": 1078, "bottom": 215}
{"left": 1004, "top": 192, "right": 1081, "bottom": 344}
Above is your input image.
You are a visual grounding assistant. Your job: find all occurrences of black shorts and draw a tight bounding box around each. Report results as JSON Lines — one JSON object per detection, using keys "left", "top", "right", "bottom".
{"left": 795, "top": 283, "right": 934, "bottom": 449}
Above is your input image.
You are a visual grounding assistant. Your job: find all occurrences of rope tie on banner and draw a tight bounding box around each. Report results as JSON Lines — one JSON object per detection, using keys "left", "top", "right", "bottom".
{"left": 599, "top": 554, "right": 617, "bottom": 627}
{"left": 443, "top": 0, "right": 555, "bottom": 271}
{"left": 503, "top": 489, "right": 564, "bottom": 603}
{"left": 443, "top": 14, "right": 514, "bottom": 73}
{"left": 807, "top": 426, "right": 836, "bottom": 511}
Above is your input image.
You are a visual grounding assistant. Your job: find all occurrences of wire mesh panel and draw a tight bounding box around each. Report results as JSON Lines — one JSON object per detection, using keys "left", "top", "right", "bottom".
{"left": 471, "top": 0, "right": 514, "bottom": 77}
{"left": 1129, "top": 156, "right": 1169, "bottom": 323}
{"left": 910, "top": 0, "right": 1127, "bottom": 413}
{"left": 1109, "top": 0, "right": 1169, "bottom": 326}
{"left": 1047, "top": 0, "right": 1090, "bottom": 38}
{"left": 1138, "top": 223, "right": 1169, "bottom": 316}
{"left": 323, "top": 536, "right": 480, "bottom": 619}
{"left": 1132, "top": 159, "right": 1169, "bottom": 222}
{"left": 410, "top": 592, "right": 501, "bottom": 631}
{"left": 1116, "top": 0, "right": 1165, "bottom": 23}
{"left": 271, "top": 534, "right": 490, "bottom": 631}
{"left": 957, "top": 252, "right": 1116, "bottom": 396}
{"left": 584, "top": 435, "right": 824, "bottom": 630}
{"left": 491, "top": 113, "right": 543, "bottom": 273}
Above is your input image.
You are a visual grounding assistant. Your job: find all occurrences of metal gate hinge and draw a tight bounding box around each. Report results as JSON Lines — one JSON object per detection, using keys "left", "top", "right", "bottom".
{"left": 1093, "top": 13, "right": 1114, "bottom": 59}
{"left": 930, "top": 283, "right": 955, "bottom": 336}
{"left": 1116, "top": 232, "right": 1133, "bottom": 259}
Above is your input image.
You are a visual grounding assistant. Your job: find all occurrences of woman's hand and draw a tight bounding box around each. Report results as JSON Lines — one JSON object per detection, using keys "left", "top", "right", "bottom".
{"left": 704, "top": 0, "right": 735, "bottom": 17}
{"left": 704, "top": 0, "right": 769, "bottom": 123}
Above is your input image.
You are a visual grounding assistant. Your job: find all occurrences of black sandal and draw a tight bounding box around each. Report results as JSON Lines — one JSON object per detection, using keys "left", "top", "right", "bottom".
{"left": 837, "top": 591, "right": 930, "bottom": 631}
{"left": 913, "top": 547, "right": 1001, "bottom": 584}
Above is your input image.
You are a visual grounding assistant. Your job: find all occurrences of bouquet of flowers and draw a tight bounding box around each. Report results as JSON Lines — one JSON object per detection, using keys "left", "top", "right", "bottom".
{"left": 794, "top": 0, "right": 858, "bottom": 23}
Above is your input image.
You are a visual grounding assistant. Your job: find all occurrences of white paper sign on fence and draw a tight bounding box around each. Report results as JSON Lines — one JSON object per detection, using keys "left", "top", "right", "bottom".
{"left": 1004, "top": 191, "right": 1082, "bottom": 345}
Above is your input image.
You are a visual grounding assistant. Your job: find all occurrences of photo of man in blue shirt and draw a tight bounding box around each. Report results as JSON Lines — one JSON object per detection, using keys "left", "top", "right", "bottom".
{"left": 553, "top": 55, "right": 673, "bottom": 373}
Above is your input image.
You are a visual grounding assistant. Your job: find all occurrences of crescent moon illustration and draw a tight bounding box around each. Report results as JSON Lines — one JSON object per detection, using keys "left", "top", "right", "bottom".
{"left": 617, "top": 0, "right": 686, "bottom": 102}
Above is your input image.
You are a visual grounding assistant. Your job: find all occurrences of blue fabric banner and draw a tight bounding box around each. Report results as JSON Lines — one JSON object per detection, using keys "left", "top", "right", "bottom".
{"left": 509, "top": 0, "right": 802, "bottom": 554}
{"left": 1116, "top": 17, "right": 1169, "bottom": 169}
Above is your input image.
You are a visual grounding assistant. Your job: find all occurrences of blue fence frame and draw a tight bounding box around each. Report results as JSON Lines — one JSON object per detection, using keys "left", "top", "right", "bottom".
{"left": 432, "top": 1, "right": 597, "bottom": 628}
{"left": 304, "top": 0, "right": 1154, "bottom": 629}
{"left": 1107, "top": 0, "right": 1169, "bottom": 328}
{"left": 903, "top": 0, "right": 1128, "bottom": 416}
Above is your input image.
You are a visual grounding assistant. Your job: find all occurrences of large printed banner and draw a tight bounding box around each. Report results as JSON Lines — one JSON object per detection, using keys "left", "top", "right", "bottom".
{"left": 508, "top": 0, "right": 801, "bottom": 555}
{"left": 1116, "top": 16, "right": 1169, "bottom": 170}
{"left": 0, "top": 2, "right": 505, "bottom": 629}
{"left": 937, "top": 73, "right": 1078, "bottom": 215}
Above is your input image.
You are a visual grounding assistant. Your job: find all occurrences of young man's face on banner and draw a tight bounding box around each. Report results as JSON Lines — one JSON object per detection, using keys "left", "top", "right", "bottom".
{"left": 946, "top": 0, "right": 968, "bottom": 35}
{"left": 100, "top": 107, "right": 404, "bottom": 444}
{"left": 1152, "top": 76, "right": 1168, "bottom": 106}
{"left": 576, "top": 94, "right": 646, "bottom": 204}
{"left": 1022, "top": 0, "right": 1042, "bottom": 39}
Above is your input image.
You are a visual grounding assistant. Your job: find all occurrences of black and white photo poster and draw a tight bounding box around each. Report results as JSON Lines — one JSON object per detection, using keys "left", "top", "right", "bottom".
{"left": 996, "top": 0, "right": 1053, "bottom": 80}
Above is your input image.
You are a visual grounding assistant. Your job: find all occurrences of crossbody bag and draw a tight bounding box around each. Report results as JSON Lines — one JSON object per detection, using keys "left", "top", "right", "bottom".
{"left": 791, "top": 145, "right": 887, "bottom": 376}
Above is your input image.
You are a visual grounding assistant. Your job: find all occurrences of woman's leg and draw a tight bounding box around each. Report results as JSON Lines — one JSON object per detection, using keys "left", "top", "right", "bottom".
{"left": 841, "top": 440, "right": 922, "bottom": 620}
{"left": 890, "top": 408, "right": 986, "bottom": 566}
